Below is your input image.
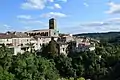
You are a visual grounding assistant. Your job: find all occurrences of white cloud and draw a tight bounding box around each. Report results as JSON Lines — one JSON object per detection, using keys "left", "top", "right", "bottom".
{"left": 21, "top": 20, "right": 43, "bottom": 24}
{"left": 3, "top": 24, "right": 11, "bottom": 29}
{"left": 106, "top": 2, "right": 120, "bottom": 14}
{"left": 21, "top": 0, "right": 46, "bottom": 10}
{"left": 107, "top": 18, "right": 120, "bottom": 22}
{"left": 67, "top": 18, "right": 120, "bottom": 33}
{"left": 83, "top": 2, "right": 89, "bottom": 7}
{"left": 80, "top": 18, "right": 120, "bottom": 27}
{"left": 17, "top": 15, "right": 32, "bottom": 19}
{"left": 106, "top": 18, "right": 120, "bottom": 25}
{"left": 21, "top": 0, "right": 67, "bottom": 10}
{"left": 20, "top": 20, "right": 48, "bottom": 27}
{"left": 47, "top": 3, "right": 61, "bottom": 9}
{"left": 40, "top": 12, "right": 67, "bottom": 18}
{"left": 47, "top": 6, "right": 54, "bottom": 9}
{"left": 58, "top": 0, "right": 67, "bottom": 2}
{"left": 3, "top": 24, "right": 14, "bottom": 32}
{"left": 54, "top": 4, "right": 61, "bottom": 9}
{"left": 81, "top": 21, "right": 109, "bottom": 27}
{"left": 23, "top": 26, "right": 32, "bottom": 31}
{"left": 48, "top": 0, "right": 54, "bottom": 2}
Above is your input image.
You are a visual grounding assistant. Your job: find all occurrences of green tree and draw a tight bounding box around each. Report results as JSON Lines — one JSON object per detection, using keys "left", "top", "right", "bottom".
{"left": 10, "top": 52, "right": 59, "bottom": 80}
{"left": 26, "top": 43, "right": 34, "bottom": 53}
{"left": 0, "top": 47, "right": 13, "bottom": 70}
{"left": 0, "top": 66, "right": 14, "bottom": 80}
{"left": 47, "top": 38, "right": 59, "bottom": 57}
{"left": 54, "top": 55, "right": 75, "bottom": 78}
{"left": 41, "top": 37, "right": 59, "bottom": 58}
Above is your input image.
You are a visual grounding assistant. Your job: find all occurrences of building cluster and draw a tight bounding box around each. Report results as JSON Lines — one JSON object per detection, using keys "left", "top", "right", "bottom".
{"left": 0, "top": 18, "right": 97, "bottom": 55}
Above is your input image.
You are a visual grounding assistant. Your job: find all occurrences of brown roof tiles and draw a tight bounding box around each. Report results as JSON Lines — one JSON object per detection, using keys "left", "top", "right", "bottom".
{"left": 0, "top": 32, "right": 30, "bottom": 39}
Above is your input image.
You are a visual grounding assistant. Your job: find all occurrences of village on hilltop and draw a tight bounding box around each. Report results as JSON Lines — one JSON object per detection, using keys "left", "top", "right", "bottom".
{"left": 0, "top": 18, "right": 99, "bottom": 55}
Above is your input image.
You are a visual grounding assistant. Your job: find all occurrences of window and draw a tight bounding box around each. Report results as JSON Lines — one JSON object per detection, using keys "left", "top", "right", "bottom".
{"left": 44, "top": 32, "right": 48, "bottom": 36}
{"left": 63, "top": 48, "right": 65, "bottom": 51}
{"left": 7, "top": 39, "right": 8, "bottom": 41}
{"left": 21, "top": 44, "right": 23, "bottom": 46}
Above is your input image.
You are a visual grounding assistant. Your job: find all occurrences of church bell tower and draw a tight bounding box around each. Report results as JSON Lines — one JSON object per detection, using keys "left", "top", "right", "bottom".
{"left": 49, "top": 18, "right": 56, "bottom": 29}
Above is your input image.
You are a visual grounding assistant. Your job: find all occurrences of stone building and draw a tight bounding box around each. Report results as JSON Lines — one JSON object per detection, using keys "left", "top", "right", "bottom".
{"left": 0, "top": 18, "right": 97, "bottom": 55}
{"left": 0, "top": 32, "right": 31, "bottom": 47}
{"left": 25, "top": 18, "right": 59, "bottom": 37}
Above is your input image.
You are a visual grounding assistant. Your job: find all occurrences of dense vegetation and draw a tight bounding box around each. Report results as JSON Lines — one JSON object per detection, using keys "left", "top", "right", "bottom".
{"left": 1, "top": 37, "right": 120, "bottom": 80}
{"left": 74, "top": 32, "right": 120, "bottom": 41}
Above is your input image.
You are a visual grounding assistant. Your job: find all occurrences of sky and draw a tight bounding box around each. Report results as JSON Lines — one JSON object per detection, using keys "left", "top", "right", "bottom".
{"left": 1, "top": 0, "right": 120, "bottom": 34}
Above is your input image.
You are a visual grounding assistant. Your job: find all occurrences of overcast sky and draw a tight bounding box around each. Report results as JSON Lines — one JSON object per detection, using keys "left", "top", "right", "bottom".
{"left": 1, "top": 0, "right": 120, "bottom": 34}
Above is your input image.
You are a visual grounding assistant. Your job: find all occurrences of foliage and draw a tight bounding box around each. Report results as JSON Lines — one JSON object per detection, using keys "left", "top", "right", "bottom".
{"left": 0, "top": 66, "right": 14, "bottom": 80}
{"left": 41, "top": 38, "right": 59, "bottom": 58}
{"left": 0, "top": 47, "right": 13, "bottom": 70}
{"left": 74, "top": 32, "right": 120, "bottom": 41}
{"left": 11, "top": 53, "right": 59, "bottom": 80}
{"left": 77, "top": 77, "right": 85, "bottom": 80}
{"left": 0, "top": 47, "right": 59, "bottom": 80}
{"left": 47, "top": 39, "right": 59, "bottom": 56}
{"left": 54, "top": 55, "right": 75, "bottom": 78}
{"left": 1, "top": 35, "right": 120, "bottom": 80}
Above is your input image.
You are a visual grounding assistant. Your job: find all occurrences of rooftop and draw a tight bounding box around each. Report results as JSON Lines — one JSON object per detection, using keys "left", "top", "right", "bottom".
{"left": 0, "top": 32, "right": 30, "bottom": 39}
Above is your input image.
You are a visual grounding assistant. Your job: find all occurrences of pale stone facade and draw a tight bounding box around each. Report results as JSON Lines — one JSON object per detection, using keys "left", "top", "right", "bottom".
{"left": 59, "top": 43, "right": 68, "bottom": 56}
{"left": 0, "top": 18, "right": 97, "bottom": 55}
{"left": 0, "top": 38, "right": 13, "bottom": 46}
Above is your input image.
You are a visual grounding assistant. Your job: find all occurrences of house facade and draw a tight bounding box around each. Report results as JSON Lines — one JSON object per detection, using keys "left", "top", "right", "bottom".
{"left": 0, "top": 18, "right": 97, "bottom": 56}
